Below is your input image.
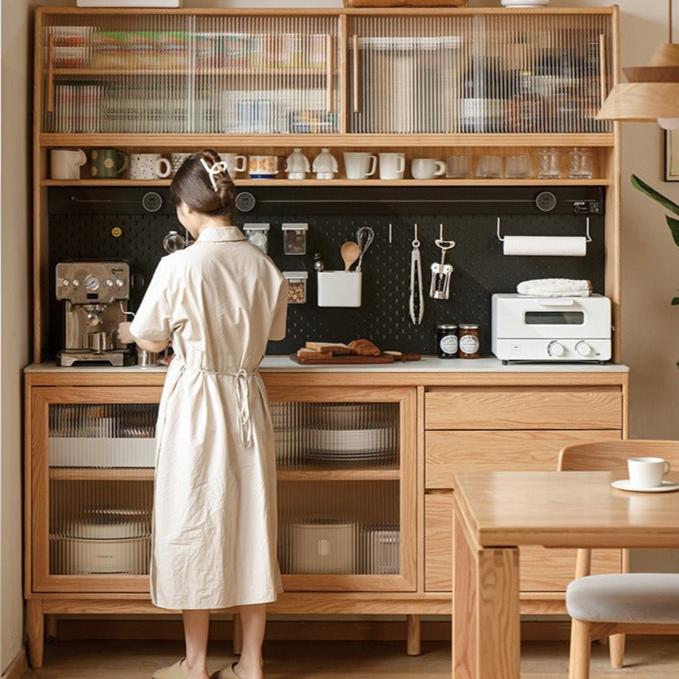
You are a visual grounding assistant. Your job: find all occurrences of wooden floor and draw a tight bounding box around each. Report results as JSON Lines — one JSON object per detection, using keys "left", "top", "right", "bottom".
{"left": 24, "top": 639, "right": 679, "bottom": 678}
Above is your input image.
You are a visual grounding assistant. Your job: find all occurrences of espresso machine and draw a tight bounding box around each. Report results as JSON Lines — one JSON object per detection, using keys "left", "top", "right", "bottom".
{"left": 55, "top": 261, "right": 132, "bottom": 367}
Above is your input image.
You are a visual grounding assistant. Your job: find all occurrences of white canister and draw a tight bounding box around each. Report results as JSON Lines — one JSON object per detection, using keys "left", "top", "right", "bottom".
{"left": 129, "top": 153, "right": 172, "bottom": 180}
{"left": 219, "top": 152, "right": 247, "bottom": 178}
{"left": 50, "top": 148, "right": 87, "bottom": 180}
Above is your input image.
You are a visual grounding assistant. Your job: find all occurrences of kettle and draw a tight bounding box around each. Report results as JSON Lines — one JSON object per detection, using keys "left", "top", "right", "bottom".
{"left": 312, "top": 148, "right": 339, "bottom": 180}
{"left": 285, "top": 147, "right": 311, "bottom": 180}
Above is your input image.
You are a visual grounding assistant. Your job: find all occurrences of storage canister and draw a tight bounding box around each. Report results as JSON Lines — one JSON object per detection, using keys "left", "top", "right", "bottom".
{"left": 242, "top": 223, "right": 270, "bottom": 253}
{"left": 283, "top": 271, "right": 308, "bottom": 304}
{"left": 282, "top": 223, "right": 309, "bottom": 255}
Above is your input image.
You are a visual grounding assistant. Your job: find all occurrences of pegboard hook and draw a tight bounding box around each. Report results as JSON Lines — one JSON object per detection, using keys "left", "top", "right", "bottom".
{"left": 496, "top": 217, "right": 504, "bottom": 243}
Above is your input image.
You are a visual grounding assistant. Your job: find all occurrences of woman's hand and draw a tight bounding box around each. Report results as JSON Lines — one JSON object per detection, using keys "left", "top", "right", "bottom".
{"left": 117, "top": 321, "right": 135, "bottom": 344}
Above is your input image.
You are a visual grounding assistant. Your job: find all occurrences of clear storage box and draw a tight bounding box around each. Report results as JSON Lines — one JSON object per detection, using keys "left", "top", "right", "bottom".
{"left": 243, "top": 223, "right": 270, "bottom": 253}
{"left": 283, "top": 271, "right": 308, "bottom": 304}
{"left": 282, "top": 223, "right": 309, "bottom": 255}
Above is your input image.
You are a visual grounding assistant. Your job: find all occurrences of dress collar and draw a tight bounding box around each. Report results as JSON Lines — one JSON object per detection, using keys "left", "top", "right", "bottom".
{"left": 196, "top": 226, "right": 246, "bottom": 243}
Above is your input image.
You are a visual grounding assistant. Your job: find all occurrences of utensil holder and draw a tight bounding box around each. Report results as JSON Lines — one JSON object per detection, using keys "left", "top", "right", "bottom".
{"left": 317, "top": 271, "right": 362, "bottom": 308}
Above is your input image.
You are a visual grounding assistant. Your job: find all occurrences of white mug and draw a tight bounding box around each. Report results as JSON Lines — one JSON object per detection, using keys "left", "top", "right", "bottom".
{"left": 248, "top": 155, "right": 279, "bottom": 178}
{"left": 343, "top": 152, "right": 378, "bottom": 180}
{"left": 129, "top": 153, "right": 172, "bottom": 180}
{"left": 219, "top": 152, "right": 247, "bottom": 178}
{"left": 50, "top": 148, "right": 87, "bottom": 180}
{"left": 628, "top": 457, "right": 671, "bottom": 489}
{"left": 379, "top": 153, "right": 406, "bottom": 180}
{"left": 411, "top": 158, "right": 446, "bottom": 180}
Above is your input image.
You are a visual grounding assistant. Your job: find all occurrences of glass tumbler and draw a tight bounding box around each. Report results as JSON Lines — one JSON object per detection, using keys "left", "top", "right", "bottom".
{"left": 505, "top": 153, "right": 532, "bottom": 179}
{"left": 446, "top": 154, "right": 472, "bottom": 179}
{"left": 569, "top": 147, "right": 594, "bottom": 179}
{"left": 476, "top": 155, "right": 503, "bottom": 179}
{"left": 537, "top": 147, "right": 562, "bottom": 179}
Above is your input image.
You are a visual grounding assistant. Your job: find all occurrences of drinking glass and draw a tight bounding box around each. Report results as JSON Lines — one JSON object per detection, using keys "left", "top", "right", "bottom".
{"left": 569, "top": 147, "right": 594, "bottom": 179}
{"left": 537, "top": 147, "right": 562, "bottom": 179}
{"left": 505, "top": 153, "right": 532, "bottom": 179}
{"left": 476, "top": 155, "right": 503, "bottom": 179}
{"left": 446, "top": 154, "right": 472, "bottom": 179}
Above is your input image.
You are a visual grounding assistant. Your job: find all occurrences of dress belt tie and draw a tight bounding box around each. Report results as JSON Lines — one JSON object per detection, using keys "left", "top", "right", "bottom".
{"left": 175, "top": 361, "right": 256, "bottom": 448}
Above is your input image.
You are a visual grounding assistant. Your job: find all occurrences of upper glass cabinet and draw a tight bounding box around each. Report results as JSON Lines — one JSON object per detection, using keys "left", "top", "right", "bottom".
{"left": 42, "top": 13, "right": 341, "bottom": 134}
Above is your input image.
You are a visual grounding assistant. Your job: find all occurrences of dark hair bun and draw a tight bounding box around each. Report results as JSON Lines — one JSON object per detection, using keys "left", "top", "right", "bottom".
{"left": 169, "top": 148, "right": 235, "bottom": 217}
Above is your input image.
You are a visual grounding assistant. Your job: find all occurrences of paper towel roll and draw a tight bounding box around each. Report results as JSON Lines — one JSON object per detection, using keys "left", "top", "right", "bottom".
{"left": 503, "top": 236, "right": 587, "bottom": 257}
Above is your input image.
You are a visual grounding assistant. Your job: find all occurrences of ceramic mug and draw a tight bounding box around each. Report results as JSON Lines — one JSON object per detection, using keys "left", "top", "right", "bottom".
{"left": 628, "top": 457, "right": 671, "bottom": 489}
{"left": 343, "top": 152, "right": 378, "bottom": 180}
{"left": 248, "top": 155, "right": 279, "bottom": 179}
{"left": 50, "top": 148, "right": 87, "bottom": 180}
{"left": 90, "top": 148, "right": 128, "bottom": 179}
{"left": 170, "top": 153, "right": 192, "bottom": 175}
{"left": 129, "top": 153, "right": 172, "bottom": 180}
{"left": 411, "top": 158, "right": 446, "bottom": 180}
{"left": 219, "top": 152, "right": 248, "bottom": 178}
{"left": 378, "top": 153, "right": 406, "bottom": 180}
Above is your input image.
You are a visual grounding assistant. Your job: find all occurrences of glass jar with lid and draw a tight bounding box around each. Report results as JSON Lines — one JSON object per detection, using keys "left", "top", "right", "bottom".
{"left": 282, "top": 223, "right": 309, "bottom": 255}
{"left": 436, "top": 324, "right": 458, "bottom": 358}
{"left": 283, "top": 271, "right": 308, "bottom": 304}
{"left": 458, "top": 324, "right": 480, "bottom": 359}
{"left": 242, "top": 223, "right": 270, "bottom": 253}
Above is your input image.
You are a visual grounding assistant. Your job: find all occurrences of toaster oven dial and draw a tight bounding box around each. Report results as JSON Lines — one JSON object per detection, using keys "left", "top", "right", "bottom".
{"left": 547, "top": 340, "right": 566, "bottom": 358}
{"left": 575, "top": 341, "right": 594, "bottom": 357}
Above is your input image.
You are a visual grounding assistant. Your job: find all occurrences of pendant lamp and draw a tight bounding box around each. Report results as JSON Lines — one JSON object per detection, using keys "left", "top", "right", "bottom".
{"left": 597, "top": 0, "right": 679, "bottom": 127}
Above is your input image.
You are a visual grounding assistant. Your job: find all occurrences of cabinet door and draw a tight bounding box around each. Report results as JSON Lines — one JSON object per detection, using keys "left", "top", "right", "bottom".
{"left": 267, "top": 385, "right": 417, "bottom": 592}
{"left": 42, "top": 13, "right": 340, "bottom": 135}
{"left": 348, "top": 13, "right": 612, "bottom": 135}
{"left": 30, "top": 386, "right": 162, "bottom": 593}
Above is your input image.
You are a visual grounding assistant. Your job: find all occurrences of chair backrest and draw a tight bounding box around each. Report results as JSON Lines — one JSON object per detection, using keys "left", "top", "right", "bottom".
{"left": 558, "top": 440, "right": 679, "bottom": 478}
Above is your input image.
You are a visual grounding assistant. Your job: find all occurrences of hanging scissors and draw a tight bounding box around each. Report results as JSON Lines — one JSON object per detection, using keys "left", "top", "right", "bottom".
{"left": 409, "top": 224, "right": 424, "bottom": 325}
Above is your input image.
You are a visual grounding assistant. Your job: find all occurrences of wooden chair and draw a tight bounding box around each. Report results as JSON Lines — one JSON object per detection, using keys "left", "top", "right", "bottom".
{"left": 558, "top": 440, "right": 679, "bottom": 679}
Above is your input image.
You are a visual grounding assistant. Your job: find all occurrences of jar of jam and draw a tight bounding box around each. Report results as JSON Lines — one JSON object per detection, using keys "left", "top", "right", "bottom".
{"left": 458, "top": 324, "right": 480, "bottom": 359}
{"left": 436, "top": 324, "right": 458, "bottom": 358}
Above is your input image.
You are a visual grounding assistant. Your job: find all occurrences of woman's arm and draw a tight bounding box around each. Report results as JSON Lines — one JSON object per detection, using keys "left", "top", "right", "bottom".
{"left": 118, "top": 321, "right": 170, "bottom": 353}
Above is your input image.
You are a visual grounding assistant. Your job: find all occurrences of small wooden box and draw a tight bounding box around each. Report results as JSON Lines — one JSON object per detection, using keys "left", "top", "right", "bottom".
{"left": 344, "top": 0, "right": 467, "bottom": 6}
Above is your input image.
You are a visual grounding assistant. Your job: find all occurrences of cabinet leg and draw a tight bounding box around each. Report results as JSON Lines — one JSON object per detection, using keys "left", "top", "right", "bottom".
{"left": 26, "top": 600, "right": 45, "bottom": 668}
{"left": 406, "top": 614, "right": 421, "bottom": 656}
{"left": 232, "top": 613, "right": 242, "bottom": 656}
{"left": 46, "top": 614, "right": 58, "bottom": 642}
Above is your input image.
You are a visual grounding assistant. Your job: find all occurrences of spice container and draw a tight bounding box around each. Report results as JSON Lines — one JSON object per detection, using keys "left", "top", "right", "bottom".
{"left": 283, "top": 271, "right": 308, "bottom": 304}
{"left": 458, "top": 324, "right": 480, "bottom": 359}
{"left": 436, "top": 324, "right": 458, "bottom": 358}
{"left": 243, "top": 223, "right": 270, "bottom": 253}
{"left": 282, "top": 223, "right": 309, "bottom": 255}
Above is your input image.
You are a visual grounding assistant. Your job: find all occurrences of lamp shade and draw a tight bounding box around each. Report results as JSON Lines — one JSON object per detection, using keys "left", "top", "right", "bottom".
{"left": 597, "top": 83, "right": 679, "bottom": 121}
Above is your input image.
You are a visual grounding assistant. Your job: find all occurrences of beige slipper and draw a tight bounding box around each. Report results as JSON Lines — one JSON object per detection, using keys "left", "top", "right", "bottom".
{"left": 153, "top": 659, "right": 187, "bottom": 679}
{"left": 210, "top": 662, "right": 240, "bottom": 679}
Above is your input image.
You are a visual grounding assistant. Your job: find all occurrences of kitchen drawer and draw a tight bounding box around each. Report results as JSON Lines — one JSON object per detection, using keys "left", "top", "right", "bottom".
{"left": 424, "top": 494, "right": 621, "bottom": 592}
{"left": 426, "top": 429, "right": 622, "bottom": 489}
{"left": 425, "top": 387, "right": 622, "bottom": 431}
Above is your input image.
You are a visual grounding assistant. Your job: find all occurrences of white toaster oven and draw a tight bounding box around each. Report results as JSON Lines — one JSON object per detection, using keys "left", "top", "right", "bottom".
{"left": 492, "top": 293, "right": 612, "bottom": 363}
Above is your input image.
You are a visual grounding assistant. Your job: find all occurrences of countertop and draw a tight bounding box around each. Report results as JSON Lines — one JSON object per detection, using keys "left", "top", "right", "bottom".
{"left": 25, "top": 357, "right": 630, "bottom": 374}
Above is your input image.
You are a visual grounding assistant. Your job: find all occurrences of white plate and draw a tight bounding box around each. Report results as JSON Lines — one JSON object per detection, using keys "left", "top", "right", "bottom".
{"left": 611, "top": 479, "right": 679, "bottom": 493}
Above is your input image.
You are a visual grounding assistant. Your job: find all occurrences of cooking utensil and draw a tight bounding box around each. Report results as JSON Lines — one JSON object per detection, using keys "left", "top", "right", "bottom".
{"left": 341, "top": 241, "right": 361, "bottom": 271}
{"left": 355, "top": 226, "right": 375, "bottom": 271}
{"left": 430, "top": 224, "right": 455, "bottom": 300}
{"left": 409, "top": 224, "right": 424, "bottom": 325}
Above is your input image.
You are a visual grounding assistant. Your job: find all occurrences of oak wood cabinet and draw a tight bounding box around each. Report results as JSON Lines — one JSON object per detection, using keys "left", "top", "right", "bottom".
{"left": 24, "top": 367, "right": 628, "bottom": 668}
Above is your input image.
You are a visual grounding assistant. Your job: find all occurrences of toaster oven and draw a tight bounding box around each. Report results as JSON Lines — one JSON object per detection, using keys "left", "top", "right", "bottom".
{"left": 492, "top": 293, "right": 612, "bottom": 363}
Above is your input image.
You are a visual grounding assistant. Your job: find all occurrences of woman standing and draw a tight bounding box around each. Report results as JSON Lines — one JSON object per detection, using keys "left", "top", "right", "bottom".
{"left": 118, "top": 150, "right": 288, "bottom": 679}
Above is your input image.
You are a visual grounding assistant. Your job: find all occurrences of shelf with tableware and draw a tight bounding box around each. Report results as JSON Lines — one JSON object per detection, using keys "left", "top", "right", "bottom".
{"left": 44, "top": 145, "right": 612, "bottom": 186}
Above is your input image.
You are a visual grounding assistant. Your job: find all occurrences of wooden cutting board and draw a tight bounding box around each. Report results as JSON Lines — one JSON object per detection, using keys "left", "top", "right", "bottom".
{"left": 290, "top": 354, "right": 395, "bottom": 365}
{"left": 344, "top": 0, "right": 467, "bottom": 7}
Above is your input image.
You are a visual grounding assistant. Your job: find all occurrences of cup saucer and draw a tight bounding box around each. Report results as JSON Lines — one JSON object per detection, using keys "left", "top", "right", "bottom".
{"left": 611, "top": 479, "right": 679, "bottom": 493}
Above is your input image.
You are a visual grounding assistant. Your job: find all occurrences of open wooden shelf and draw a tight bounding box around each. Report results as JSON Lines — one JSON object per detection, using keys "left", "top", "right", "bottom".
{"left": 39, "top": 133, "right": 616, "bottom": 149}
{"left": 53, "top": 68, "right": 332, "bottom": 77}
{"left": 49, "top": 467, "right": 153, "bottom": 481}
{"left": 42, "top": 178, "right": 611, "bottom": 188}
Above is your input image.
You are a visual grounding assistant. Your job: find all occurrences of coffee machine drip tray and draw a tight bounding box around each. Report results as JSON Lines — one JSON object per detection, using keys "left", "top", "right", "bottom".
{"left": 58, "top": 349, "right": 129, "bottom": 368}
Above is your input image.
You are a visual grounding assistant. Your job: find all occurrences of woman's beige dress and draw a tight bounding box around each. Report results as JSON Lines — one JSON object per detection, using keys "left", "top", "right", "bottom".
{"left": 130, "top": 225, "right": 288, "bottom": 610}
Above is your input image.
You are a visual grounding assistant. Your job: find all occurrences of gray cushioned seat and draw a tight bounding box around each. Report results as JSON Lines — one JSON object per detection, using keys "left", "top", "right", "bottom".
{"left": 566, "top": 574, "right": 679, "bottom": 624}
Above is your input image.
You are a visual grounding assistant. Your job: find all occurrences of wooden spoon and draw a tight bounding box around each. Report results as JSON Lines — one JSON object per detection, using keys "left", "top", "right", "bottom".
{"left": 341, "top": 241, "right": 361, "bottom": 271}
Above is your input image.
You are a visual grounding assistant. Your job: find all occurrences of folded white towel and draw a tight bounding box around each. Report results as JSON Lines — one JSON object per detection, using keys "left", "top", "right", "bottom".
{"left": 517, "top": 278, "right": 592, "bottom": 298}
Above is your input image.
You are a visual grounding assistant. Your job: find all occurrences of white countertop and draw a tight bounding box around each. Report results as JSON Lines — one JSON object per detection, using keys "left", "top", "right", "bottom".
{"left": 25, "top": 357, "right": 629, "bottom": 374}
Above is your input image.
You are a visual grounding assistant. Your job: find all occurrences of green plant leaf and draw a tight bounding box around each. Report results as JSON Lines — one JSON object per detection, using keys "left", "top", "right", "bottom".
{"left": 672, "top": 297, "right": 679, "bottom": 305}
{"left": 667, "top": 217, "right": 679, "bottom": 248}
{"left": 631, "top": 174, "right": 679, "bottom": 217}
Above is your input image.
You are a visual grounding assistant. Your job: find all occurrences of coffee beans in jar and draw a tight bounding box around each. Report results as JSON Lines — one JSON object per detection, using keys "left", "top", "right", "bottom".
{"left": 458, "top": 324, "right": 480, "bottom": 359}
{"left": 283, "top": 271, "right": 308, "bottom": 304}
{"left": 436, "top": 324, "right": 458, "bottom": 358}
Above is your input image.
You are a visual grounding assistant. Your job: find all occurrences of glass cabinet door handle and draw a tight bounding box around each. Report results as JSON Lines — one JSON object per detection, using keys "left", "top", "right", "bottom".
{"left": 326, "top": 34, "right": 335, "bottom": 114}
{"left": 352, "top": 34, "right": 361, "bottom": 114}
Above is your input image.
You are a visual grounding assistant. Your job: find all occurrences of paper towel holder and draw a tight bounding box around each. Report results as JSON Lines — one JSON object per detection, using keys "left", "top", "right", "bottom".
{"left": 496, "top": 217, "right": 592, "bottom": 243}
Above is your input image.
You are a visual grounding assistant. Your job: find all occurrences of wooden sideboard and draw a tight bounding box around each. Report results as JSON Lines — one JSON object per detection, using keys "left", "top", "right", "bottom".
{"left": 24, "top": 364, "right": 628, "bottom": 667}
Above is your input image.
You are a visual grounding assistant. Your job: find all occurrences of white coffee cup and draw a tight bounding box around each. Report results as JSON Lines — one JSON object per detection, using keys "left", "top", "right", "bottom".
{"left": 50, "top": 148, "right": 87, "bottom": 180}
{"left": 379, "top": 153, "right": 406, "bottom": 180}
{"left": 219, "top": 152, "right": 247, "bottom": 178}
{"left": 627, "top": 457, "right": 671, "bottom": 489}
{"left": 343, "top": 152, "right": 378, "bottom": 180}
{"left": 129, "top": 153, "right": 172, "bottom": 180}
{"left": 411, "top": 158, "right": 446, "bottom": 180}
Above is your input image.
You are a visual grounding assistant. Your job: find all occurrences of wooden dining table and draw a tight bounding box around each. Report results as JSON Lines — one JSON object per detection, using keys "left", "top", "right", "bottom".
{"left": 452, "top": 470, "right": 679, "bottom": 679}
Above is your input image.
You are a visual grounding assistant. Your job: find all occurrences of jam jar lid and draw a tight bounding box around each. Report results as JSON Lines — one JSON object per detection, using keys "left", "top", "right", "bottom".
{"left": 437, "top": 324, "right": 458, "bottom": 330}
{"left": 459, "top": 323, "right": 479, "bottom": 330}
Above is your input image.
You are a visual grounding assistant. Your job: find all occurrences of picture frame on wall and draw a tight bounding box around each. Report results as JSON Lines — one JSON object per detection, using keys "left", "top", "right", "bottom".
{"left": 665, "top": 131, "right": 679, "bottom": 181}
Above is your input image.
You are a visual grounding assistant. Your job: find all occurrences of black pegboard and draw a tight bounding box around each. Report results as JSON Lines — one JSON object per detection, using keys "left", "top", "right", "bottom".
{"left": 47, "top": 186, "right": 605, "bottom": 358}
